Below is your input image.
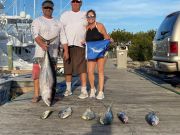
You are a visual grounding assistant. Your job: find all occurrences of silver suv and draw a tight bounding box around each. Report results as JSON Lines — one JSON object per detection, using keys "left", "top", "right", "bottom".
{"left": 151, "top": 11, "right": 180, "bottom": 72}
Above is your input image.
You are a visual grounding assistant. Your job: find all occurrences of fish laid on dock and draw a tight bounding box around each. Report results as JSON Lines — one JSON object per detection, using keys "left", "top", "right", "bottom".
{"left": 58, "top": 107, "right": 72, "bottom": 119}
{"left": 117, "top": 112, "right": 128, "bottom": 124}
{"left": 39, "top": 51, "right": 54, "bottom": 107}
{"left": 145, "top": 112, "right": 159, "bottom": 126}
{"left": 99, "top": 105, "right": 113, "bottom": 125}
{"left": 40, "top": 110, "right": 53, "bottom": 119}
{"left": 81, "top": 107, "right": 96, "bottom": 120}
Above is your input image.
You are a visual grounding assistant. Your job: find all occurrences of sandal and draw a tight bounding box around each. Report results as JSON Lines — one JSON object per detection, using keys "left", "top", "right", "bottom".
{"left": 32, "top": 96, "right": 41, "bottom": 103}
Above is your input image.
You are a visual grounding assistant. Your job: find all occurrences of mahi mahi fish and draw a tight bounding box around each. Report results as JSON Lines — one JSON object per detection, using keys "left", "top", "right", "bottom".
{"left": 39, "top": 51, "right": 54, "bottom": 106}
{"left": 40, "top": 110, "right": 53, "bottom": 119}
{"left": 58, "top": 107, "right": 72, "bottom": 119}
{"left": 146, "top": 112, "right": 159, "bottom": 126}
{"left": 117, "top": 112, "right": 128, "bottom": 124}
{"left": 81, "top": 107, "right": 96, "bottom": 120}
{"left": 99, "top": 105, "right": 113, "bottom": 125}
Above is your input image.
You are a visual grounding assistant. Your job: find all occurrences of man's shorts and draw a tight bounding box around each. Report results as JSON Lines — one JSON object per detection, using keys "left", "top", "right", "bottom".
{"left": 32, "top": 57, "right": 57, "bottom": 80}
{"left": 64, "top": 46, "right": 87, "bottom": 75}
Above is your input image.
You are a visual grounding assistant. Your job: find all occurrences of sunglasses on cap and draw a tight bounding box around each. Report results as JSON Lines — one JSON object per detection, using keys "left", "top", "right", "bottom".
{"left": 43, "top": 6, "right": 53, "bottom": 10}
{"left": 71, "top": 0, "right": 82, "bottom": 3}
{"left": 86, "top": 15, "right": 95, "bottom": 19}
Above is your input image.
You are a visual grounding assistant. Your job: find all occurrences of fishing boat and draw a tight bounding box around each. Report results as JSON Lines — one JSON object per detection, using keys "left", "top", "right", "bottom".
{"left": 0, "top": 0, "right": 64, "bottom": 71}
{"left": 0, "top": 0, "right": 35, "bottom": 70}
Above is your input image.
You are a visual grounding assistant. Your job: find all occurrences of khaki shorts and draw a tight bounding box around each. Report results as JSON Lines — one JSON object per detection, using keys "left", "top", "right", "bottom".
{"left": 64, "top": 46, "right": 87, "bottom": 75}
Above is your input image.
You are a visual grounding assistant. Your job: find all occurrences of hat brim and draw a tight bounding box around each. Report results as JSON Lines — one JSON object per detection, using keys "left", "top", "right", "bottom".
{"left": 71, "top": 0, "right": 82, "bottom": 2}
{"left": 42, "top": 3, "right": 54, "bottom": 8}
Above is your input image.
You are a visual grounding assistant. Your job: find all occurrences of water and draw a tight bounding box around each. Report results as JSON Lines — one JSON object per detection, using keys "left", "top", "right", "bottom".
{"left": 0, "top": 78, "right": 12, "bottom": 105}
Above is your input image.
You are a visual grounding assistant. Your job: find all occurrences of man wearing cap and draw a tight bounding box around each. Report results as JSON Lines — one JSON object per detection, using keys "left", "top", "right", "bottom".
{"left": 31, "top": 0, "right": 67, "bottom": 103}
{"left": 60, "top": 0, "right": 88, "bottom": 99}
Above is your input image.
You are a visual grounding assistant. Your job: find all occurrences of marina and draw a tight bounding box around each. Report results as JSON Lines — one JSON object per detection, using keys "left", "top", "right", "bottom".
{"left": 0, "top": 0, "right": 180, "bottom": 135}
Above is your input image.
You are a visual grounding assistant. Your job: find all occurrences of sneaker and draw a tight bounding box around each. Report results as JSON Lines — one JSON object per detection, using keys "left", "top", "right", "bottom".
{"left": 96, "top": 91, "right": 104, "bottom": 100}
{"left": 89, "top": 88, "right": 97, "bottom": 98}
{"left": 64, "top": 90, "right": 72, "bottom": 97}
{"left": 78, "top": 91, "right": 88, "bottom": 99}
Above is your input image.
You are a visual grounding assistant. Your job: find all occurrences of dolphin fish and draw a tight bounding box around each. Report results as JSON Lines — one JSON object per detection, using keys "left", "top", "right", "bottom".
{"left": 117, "top": 112, "right": 128, "bottom": 124}
{"left": 99, "top": 104, "right": 113, "bottom": 125}
{"left": 81, "top": 107, "right": 96, "bottom": 120}
{"left": 40, "top": 110, "right": 53, "bottom": 119}
{"left": 58, "top": 107, "right": 72, "bottom": 119}
{"left": 146, "top": 112, "right": 159, "bottom": 126}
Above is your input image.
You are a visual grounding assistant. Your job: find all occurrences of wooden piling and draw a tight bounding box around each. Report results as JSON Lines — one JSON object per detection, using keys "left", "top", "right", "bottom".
{"left": 7, "top": 42, "right": 13, "bottom": 70}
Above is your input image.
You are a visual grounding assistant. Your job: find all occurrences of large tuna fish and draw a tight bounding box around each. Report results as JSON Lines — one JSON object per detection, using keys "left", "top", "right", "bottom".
{"left": 39, "top": 51, "right": 54, "bottom": 106}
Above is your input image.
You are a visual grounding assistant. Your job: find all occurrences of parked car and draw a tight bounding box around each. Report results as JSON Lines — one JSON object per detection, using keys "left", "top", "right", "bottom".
{"left": 151, "top": 11, "right": 180, "bottom": 72}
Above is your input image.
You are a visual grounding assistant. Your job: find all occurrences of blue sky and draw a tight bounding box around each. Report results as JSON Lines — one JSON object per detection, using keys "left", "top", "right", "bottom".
{"left": 3, "top": 0, "right": 180, "bottom": 33}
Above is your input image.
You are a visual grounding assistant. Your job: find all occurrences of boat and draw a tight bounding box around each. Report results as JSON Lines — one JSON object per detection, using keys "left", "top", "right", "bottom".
{"left": 0, "top": 1, "right": 35, "bottom": 70}
{"left": 0, "top": 0, "right": 64, "bottom": 73}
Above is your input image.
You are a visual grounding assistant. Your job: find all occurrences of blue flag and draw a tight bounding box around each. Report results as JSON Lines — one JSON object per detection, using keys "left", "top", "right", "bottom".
{"left": 86, "top": 40, "right": 110, "bottom": 60}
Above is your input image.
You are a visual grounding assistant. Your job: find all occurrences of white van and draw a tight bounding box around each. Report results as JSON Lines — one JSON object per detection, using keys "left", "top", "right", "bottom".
{"left": 151, "top": 11, "right": 180, "bottom": 72}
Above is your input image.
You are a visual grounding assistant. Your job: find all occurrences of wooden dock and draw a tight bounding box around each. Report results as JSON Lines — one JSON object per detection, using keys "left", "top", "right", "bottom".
{"left": 0, "top": 59, "right": 180, "bottom": 135}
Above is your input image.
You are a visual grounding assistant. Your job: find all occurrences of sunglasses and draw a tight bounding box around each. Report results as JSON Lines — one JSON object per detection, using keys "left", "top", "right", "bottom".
{"left": 87, "top": 15, "right": 95, "bottom": 19}
{"left": 71, "top": 0, "right": 82, "bottom": 3}
{"left": 43, "top": 7, "right": 53, "bottom": 10}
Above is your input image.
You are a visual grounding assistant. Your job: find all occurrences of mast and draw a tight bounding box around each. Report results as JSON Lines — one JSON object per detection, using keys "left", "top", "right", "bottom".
{"left": 16, "top": 0, "right": 17, "bottom": 16}
{"left": 33, "top": 0, "right": 36, "bottom": 18}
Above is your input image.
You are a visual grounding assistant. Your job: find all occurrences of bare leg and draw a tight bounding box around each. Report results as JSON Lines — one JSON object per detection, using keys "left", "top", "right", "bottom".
{"left": 80, "top": 73, "right": 87, "bottom": 87}
{"left": 32, "top": 79, "right": 40, "bottom": 102}
{"left": 65, "top": 74, "right": 72, "bottom": 83}
{"left": 97, "top": 57, "right": 105, "bottom": 92}
{"left": 87, "top": 60, "right": 96, "bottom": 89}
{"left": 34, "top": 79, "right": 39, "bottom": 96}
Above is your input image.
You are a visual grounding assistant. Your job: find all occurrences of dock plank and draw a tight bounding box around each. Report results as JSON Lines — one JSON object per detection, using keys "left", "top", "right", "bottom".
{"left": 0, "top": 59, "right": 180, "bottom": 135}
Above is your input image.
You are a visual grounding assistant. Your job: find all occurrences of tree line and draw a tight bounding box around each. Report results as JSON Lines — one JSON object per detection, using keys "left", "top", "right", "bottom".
{"left": 110, "top": 29, "right": 156, "bottom": 61}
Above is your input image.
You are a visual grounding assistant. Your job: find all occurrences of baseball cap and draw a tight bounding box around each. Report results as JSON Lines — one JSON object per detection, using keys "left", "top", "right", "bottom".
{"left": 71, "top": 0, "right": 82, "bottom": 2}
{"left": 42, "top": 0, "right": 54, "bottom": 7}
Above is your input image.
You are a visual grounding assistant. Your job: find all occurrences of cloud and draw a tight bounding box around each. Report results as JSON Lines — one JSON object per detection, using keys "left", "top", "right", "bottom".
{"left": 82, "top": 0, "right": 180, "bottom": 32}
{"left": 85, "top": 0, "right": 180, "bottom": 17}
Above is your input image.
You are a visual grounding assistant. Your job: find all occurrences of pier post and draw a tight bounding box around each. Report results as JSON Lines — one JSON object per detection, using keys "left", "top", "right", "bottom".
{"left": 7, "top": 42, "right": 13, "bottom": 70}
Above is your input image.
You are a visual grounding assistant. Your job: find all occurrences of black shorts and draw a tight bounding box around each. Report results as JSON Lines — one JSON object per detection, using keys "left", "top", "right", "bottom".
{"left": 64, "top": 46, "right": 87, "bottom": 75}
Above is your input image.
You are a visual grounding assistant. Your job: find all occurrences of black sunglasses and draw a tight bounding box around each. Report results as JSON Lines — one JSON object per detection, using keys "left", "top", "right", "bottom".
{"left": 71, "top": 0, "right": 82, "bottom": 3}
{"left": 87, "top": 15, "right": 95, "bottom": 19}
{"left": 43, "top": 7, "right": 53, "bottom": 10}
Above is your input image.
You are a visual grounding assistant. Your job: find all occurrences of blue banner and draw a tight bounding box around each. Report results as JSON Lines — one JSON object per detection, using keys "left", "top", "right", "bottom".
{"left": 86, "top": 40, "right": 110, "bottom": 60}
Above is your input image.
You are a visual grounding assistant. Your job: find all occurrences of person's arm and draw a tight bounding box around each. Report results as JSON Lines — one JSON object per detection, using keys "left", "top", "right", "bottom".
{"left": 98, "top": 23, "right": 110, "bottom": 40}
{"left": 63, "top": 44, "right": 69, "bottom": 61}
{"left": 98, "top": 23, "right": 114, "bottom": 42}
{"left": 34, "top": 36, "right": 48, "bottom": 51}
{"left": 59, "top": 21, "right": 69, "bottom": 61}
{"left": 31, "top": 19, "right": 48, "bottom": 51}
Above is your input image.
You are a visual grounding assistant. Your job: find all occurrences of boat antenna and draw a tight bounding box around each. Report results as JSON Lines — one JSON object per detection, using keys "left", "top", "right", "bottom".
{"left": 23, "top": 0, "right": 25, "bottom": 11}
{"left": 33, "top": 0, "right": 37, "bottom": 18}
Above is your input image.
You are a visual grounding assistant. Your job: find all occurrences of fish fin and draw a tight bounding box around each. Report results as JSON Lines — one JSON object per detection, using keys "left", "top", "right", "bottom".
{"left": 44, "top": 99, "right": 51, "bottom": 107}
